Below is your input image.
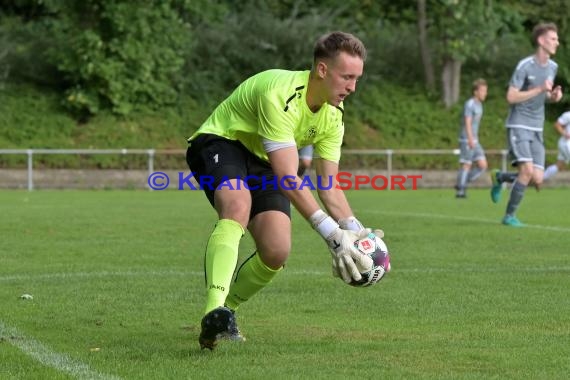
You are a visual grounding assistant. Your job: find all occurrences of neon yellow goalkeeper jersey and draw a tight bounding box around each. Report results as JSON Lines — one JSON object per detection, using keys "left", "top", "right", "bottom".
{"left": 189, "top": 70, "right": 345, "bottom": 163}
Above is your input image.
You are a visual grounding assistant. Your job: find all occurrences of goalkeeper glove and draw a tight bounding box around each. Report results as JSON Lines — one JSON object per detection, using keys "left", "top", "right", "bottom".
{"left": 339, "top": 216, "right": 384, "bottom": 239}
{"left": 310, "top": 210, "right": 373, "bottom": 283}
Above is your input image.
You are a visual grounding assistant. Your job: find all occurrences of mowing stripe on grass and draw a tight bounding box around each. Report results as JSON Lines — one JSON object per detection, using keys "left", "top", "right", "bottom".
{"left": 377, "top": 210, "right": 570, "bottom": 233}
{"left": 0, "top": 321, "right": 121, "bottom": 380}
{"left": 2, "top": 265, "right": 570, "bottom": 285}
{"left": 0, "top": 269, "right": 197, "bottom": 283}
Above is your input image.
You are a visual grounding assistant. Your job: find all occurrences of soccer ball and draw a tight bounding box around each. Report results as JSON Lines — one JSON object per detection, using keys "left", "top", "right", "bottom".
{"left": 350, "top": 232, "right": 391, "bottom": 287}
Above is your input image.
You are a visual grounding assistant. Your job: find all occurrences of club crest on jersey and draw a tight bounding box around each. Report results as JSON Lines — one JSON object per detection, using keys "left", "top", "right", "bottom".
{"left": 304, "top": 128, "right": 317, "bottom": 139}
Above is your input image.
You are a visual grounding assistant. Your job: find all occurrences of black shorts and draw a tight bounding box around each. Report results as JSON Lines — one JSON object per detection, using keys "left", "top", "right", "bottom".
{"left": 186, "top": 134, "right": 291, "bottom": 220}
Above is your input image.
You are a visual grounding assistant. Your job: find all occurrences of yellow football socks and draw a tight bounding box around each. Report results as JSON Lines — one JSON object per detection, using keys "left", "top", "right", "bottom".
{"left": 225, "top": 252, "right": 282, "bottom": 310}
{"left": 203, "top": 219, "right": 244, "bottom": 314}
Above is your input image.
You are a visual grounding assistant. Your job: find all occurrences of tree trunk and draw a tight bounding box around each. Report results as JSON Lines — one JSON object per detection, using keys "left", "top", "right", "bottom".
{"left": 441, "top": 57, "right": 461, "bottom": 108}
{"left": 417, "top": 0, "right": 435, "bottom": 92}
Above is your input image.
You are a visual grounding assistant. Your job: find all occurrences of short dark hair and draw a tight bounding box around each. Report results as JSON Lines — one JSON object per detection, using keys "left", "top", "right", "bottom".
{"left": 532, "top": 22, "right": 558, "bottom": 47}
{"left": 472, "top": 78, "right": 487, "bottom": 93}
{"left": 313, "top": 31, "right": 367, "bottom": 63}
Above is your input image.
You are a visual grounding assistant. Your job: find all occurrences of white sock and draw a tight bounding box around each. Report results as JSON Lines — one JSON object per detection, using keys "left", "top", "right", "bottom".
{"left": 544, "top": 164, "right": 558, "bottom": 180}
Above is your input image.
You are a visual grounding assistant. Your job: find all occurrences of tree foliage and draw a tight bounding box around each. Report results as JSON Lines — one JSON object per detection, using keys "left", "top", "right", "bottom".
{"left": 184, "top": 1, "right": 349, "bottom": 101}
{"left": 49, "top": 1, "right": 191, "bottom": 117}
{"left": 424, "top": 0, "right": 523, "bottom": 106}
{"left": 1, "top": 0, "right": 569, "bottom": 118}
{"left": 2, "top": 0, "right": 193, "bottom": 117}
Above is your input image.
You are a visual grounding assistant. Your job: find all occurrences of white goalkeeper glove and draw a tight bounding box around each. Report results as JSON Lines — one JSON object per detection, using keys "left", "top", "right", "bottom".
{"left": 339, "top": 216, "right": 390, "bottom": 273}
{"left": 339, "top": 216, "right": 385, "bottom": 239}
{"left": 310, "top": 210, "right": 373, "bottom": 283}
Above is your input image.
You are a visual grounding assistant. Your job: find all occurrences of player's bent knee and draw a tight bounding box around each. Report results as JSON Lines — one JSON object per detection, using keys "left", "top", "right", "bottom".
{"left": 258, "top": 248, "right": 289, "bottom": 270}
{"left": 256, "top": 238, "right": 291, "bottom": 269}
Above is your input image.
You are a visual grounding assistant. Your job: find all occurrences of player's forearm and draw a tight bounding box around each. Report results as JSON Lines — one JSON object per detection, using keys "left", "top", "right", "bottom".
{"left": 506, "top": 86, "right": 544, "bottom": 104}
{"left": 317, "top": 187, "right": 353, "bottom": 221}
{"left": 547, "top": 87, "right": 563, "bottom": 103}
{"left": 280, "top": 182, "right": 321, "bottom": 219}
{"left": 465, "top": 122, "right": 474, "bottom": 142}
{"left": 553, "top": 123, "right": 570, "bottom": 139}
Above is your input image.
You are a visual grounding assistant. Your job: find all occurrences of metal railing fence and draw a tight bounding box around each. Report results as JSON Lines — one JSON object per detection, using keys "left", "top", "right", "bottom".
{"left": 0, "top": 147, "right": 552, "bottom": 191}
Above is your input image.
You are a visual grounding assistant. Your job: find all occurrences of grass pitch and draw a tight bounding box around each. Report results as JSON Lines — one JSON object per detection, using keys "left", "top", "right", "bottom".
{"left": 1, "top": 189, "right": 569, "bottom": 379}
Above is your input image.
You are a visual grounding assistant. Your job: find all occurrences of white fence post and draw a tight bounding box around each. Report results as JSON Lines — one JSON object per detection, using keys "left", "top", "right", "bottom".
{"left": 147, "top": 149, "right": 155, "bottom": 191}
{"left": 386, "top": 149, "right": 393, "bottom": 190}
{"left": 27, "top": 149, "right": 33, "bottom": 191}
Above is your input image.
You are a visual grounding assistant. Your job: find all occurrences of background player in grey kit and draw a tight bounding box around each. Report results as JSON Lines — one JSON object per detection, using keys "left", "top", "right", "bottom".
{"left": 455, "top": 78, "right": 488, "bottom": 198}
{"left": 543, "top": 111, "right": 570, "bottom": 180}
{"left": 490, "top": 22, "right": 563, "bottom": 227}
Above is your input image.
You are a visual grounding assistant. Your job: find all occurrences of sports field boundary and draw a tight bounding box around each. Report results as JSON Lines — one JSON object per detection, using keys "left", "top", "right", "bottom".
{"left": 0, "top": 321, "right": 121, "bottom": 380}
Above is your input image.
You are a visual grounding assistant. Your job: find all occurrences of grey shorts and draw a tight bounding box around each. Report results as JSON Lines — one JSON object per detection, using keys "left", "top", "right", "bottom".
{"left": 507, "top": 128, "right": 545, "bottom": 169}
{"left": 298, "top": 145, "right": 314, "bottom": 160}
{"left": 458, "top": 141, "right": 486, "bottom": 164}
{"left": 556, "top": 137, "right": 570, "bottom": 163}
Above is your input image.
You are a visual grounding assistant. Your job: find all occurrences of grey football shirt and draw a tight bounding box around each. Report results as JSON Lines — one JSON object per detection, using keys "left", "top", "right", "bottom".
{"left": 459, "top": 97, "right": 483, "bottom": 142}
{"left": 506, "top": 55, "right": 558, "bottom": 131}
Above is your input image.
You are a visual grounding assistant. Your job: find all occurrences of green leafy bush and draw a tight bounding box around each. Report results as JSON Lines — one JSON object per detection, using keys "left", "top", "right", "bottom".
{"left": 42, "top": 1, "right": 190, "bottom": 117}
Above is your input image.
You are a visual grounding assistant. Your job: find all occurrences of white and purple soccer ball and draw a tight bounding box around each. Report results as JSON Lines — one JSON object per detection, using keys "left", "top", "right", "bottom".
{"left": 350, "top": 232, "right": 391, "bottom": 287}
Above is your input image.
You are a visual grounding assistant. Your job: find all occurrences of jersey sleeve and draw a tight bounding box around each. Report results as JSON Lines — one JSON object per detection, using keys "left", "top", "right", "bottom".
{"left": 257, "top": 91, "right": 296, "bottom": 143}
{"left": 509, "top": 66, "right": 526, "bottom": 89}
{"left": 463, "top": 100, "right": 474, "bottom": 118}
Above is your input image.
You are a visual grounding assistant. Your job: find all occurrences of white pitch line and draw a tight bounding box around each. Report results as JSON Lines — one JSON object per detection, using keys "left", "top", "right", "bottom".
{"left": 0, "top": 321, "right": 121, "bottom": 380}
{"left": 375, "top": 210, "right": 570, "bottom": 233}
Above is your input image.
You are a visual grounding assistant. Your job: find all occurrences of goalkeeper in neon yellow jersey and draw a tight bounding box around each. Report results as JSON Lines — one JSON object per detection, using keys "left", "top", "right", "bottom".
{"left": 186, "top": 31, "right": 381, "bottom": 350}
